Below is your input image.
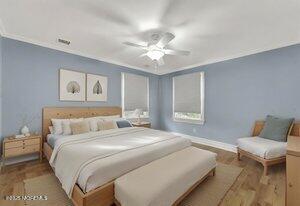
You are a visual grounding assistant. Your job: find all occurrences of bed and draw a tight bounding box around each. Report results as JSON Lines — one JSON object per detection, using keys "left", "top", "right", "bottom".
{"left": 42, "top": 107, "right": 192, "bottom": 206}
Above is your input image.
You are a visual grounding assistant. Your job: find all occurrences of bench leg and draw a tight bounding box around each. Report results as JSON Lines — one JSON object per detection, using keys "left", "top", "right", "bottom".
{"left": 210, "top": 168, "right": 216, "bottom": 177}
{"left": 237, "top": 149, "right": 241, "bottom": 161}
{"left": 263, "top": 163, "right": 268, "bottom": 176}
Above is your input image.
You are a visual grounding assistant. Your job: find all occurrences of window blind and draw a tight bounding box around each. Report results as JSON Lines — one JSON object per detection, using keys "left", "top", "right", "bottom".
{"left": 122, "top": 73, "right": 149, "bottom": 111}
{"left": 173, "top": 72, "right": 202, "bottom": 113}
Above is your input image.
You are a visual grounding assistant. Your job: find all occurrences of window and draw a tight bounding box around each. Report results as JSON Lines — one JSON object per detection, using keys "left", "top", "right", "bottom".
{"left": 122, "top": 73, "right": 149, "bottom": 118}
{"left": 173, "top": 72, "right": 205, "bottom": 124}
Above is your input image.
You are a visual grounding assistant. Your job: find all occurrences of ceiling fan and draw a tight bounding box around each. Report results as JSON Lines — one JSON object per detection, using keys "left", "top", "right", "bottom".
{"left": 123, "top": 32, "right": 191, "bottom": 67}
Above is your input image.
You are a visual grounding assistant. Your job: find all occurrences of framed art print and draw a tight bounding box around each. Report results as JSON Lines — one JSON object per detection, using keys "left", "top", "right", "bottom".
{"left": 59, "top": 69, "right": 86, "bottom": 101}
{"left": 86, "top": 73, "right": 108, "bottom": 101}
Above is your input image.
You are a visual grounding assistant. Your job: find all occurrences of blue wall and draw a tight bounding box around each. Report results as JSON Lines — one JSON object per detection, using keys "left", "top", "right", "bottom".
{"left": 1, "top": 38, "right": 160, "bottom": 140}
{"left": 2, "top": 37, "right": 300, "bottom": 147}
{"left": 159, "top": 44, "right": 300, "bottom": 145}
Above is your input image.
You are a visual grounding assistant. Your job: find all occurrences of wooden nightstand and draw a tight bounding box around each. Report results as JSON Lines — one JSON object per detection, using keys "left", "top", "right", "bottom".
{"left": 286, "top": 136, "right": 300, "bottom": 206}
{"left": 132, "top": 122, "right": 151, "bottom": 128}
{"left": 2, "top": 135, "right": 42, "bottom": 168}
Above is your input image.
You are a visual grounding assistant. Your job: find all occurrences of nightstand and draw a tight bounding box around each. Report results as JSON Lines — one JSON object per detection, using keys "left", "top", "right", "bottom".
{"left": 286, "top": 136, "right": 300, "bottom": 206}
{"left": 2, "top": 135, "right": 42, "bottom": 168}
{"left": 132, "top": 122, "right": 151, "bottom": 128}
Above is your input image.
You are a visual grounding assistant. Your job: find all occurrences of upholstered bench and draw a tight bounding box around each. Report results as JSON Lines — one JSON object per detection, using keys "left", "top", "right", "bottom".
{"left": 114, "top": 146, "right": 217, "bottom": 206}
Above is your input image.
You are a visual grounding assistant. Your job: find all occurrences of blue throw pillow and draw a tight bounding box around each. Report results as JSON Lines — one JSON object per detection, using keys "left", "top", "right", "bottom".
{"left": 259, "top": 115, "right": 294, "bottom": 142}
{"left": 116, "top": 120, "right": 132, "bottom": 128}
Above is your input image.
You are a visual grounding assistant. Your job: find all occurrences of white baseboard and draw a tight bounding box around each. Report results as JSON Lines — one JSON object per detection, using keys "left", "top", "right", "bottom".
{"left": 172, "top": 132, "right": 237, "bottom": 153}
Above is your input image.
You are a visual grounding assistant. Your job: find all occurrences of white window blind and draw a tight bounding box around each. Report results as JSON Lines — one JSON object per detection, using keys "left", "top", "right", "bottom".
{"left": 122, "top": 73, "right": 149, "bottom": 117}
{"left": 173, "top": 72, "right": 204, "bottom": 123}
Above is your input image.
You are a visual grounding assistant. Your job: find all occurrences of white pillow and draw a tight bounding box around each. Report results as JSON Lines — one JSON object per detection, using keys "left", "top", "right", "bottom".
{"left": 51, "top": 119, "right": 65, "bottom": 135}
{"left": 62, "top": 118, "right": 84, "bottom": 135}
{"left": 85, "top": 117, "right": 103, "bottom": 132}
{"left": 97, "top": 120, "right": 118, "bottom": 131}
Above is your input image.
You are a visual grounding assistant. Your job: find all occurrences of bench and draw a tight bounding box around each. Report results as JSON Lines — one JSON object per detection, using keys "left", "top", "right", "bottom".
{"left": 114, "top": 146, "right": 217, "bottom": 206}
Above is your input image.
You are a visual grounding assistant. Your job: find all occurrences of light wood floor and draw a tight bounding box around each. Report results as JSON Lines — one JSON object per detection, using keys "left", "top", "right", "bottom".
{"left": 0, "top": 144, "right": 286, "bottom": 206}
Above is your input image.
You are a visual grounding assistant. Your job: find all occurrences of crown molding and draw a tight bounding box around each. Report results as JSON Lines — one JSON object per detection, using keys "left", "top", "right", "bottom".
{"left": 2, "top": 30, "right": 300, "bottom": 76}
{"left": 0, "top": 19, "right": 6, "bottom": 36}
{"left": 156, "top": 40, "right": 300, "bottom": 75}
{"left": 1, "top": 32, "right": 159, "bottom": 75}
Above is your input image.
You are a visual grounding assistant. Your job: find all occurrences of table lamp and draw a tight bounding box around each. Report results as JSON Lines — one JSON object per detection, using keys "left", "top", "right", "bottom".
{"left": 134, "top": 109, "right": 143, "bottom": 124}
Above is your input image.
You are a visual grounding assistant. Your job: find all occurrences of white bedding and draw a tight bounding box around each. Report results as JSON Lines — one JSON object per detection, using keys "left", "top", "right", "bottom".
{"left": 49, "top": 127, "right": 191, "bottom": 197}
{"left": 47, "top": 134, "right": 67, "bottom": 148}
{"left": 47, "top": 131, "right": 115, "bottom": 148}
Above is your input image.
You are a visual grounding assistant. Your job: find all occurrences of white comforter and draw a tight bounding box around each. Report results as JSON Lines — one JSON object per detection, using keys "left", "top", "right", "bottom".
{"left": 49, "top": 127, "right": 191, "bottom": 197}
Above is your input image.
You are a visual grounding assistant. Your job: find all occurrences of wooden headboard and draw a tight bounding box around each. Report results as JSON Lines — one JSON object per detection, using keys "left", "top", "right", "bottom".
{"left": 42, "top": 107, "right": 122, "bottom": 142}
{"left": 252, "top": 120, "right": 300, "bottom": 137}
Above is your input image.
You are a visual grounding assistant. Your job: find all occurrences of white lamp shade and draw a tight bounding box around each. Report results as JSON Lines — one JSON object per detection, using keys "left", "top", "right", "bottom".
{"left": 134, "top": 109, "right": 143, "bottom": 117}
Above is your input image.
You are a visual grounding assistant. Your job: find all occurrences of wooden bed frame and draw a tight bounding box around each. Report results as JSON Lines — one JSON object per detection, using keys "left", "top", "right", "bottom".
{"left": 237, "top": 120, "right": 300, "bottom": 176}
{"left": 42, "top": 107, "right": 121, "bottom": 206}
{"left": 42, "top": 106, "right": 215, "bottom": 206}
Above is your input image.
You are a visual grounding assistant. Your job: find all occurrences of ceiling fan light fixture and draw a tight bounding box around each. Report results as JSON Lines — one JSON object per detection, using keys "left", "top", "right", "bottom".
{"left": 146, "top": 50, "right": 164, "bottom": 60}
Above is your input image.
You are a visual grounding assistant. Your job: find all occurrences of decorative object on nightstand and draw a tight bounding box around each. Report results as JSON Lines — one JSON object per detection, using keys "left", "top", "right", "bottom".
{"left": 1, "top": 135, "right": 42, "bottom": 169}
{"left": 133, "top": 108, "right": 143, "bottom": 124}
{"left": 286, "top": 135, "right": 300, "bottom": 206}
{"left": 19, "top": 113, "right": 40, "bottom": 137}
{"left": 21, "top": 125, "right": 30, "bottom": 136}
{"left": 132, "top": 121, "right": 151, "bottom": 128}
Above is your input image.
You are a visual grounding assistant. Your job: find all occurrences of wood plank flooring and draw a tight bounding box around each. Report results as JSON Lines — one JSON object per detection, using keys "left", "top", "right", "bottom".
{"left": 0, "top": 144, "right": 286, "bottom": 206}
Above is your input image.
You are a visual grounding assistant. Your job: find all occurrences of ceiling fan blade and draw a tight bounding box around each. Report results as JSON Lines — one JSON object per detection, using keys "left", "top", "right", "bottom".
{"left": 159, "top": 0, "right": 187, "bottom": 26}
{"left": 139, "top": 53, "right": 148, "bottom": 57}
{"left": 156, "top": 32, "right": 175, "bottom": 48}
{"left": 157, "top": 57, "right": 165, "bottom": 66}
{"left": 164, "top": 49, "right": 190, "bottom": 56}
{"left": 123, "top": 42, "right": 148, "bottom": 50}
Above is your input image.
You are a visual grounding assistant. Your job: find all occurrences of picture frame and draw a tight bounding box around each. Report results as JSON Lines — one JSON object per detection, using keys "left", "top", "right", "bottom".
{"left": 59, "top": 69, "right": 86, "bottom": 101}
{"left": 86, "top": 73, "right": 108, "bottom": 102}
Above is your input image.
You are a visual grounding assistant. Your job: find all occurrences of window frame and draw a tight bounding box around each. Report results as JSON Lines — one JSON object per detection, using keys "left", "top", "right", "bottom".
{"left": 172, "top": 72, "right": 205, "bottom": 125}
{"left": 121, "top": 73, "right": 150, "bottom": 119}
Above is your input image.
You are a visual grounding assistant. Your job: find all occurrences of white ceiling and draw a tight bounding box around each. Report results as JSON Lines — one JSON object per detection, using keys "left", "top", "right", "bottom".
{"left": 0, "top": 0, "right": 300, "bottom": 75}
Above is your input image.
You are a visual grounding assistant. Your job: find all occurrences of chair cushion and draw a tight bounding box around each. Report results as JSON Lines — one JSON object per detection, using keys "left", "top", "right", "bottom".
{"left": 237, "top": 137, "right": 287, "bottom": 159}
{"left": 259, "top": 115, "right": 294, "bottom": 142}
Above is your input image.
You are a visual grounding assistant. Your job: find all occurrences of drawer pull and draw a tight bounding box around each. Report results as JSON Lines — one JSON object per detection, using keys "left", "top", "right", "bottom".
{"left": 289, "top": 183, "right": 293, "bottom": 187}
